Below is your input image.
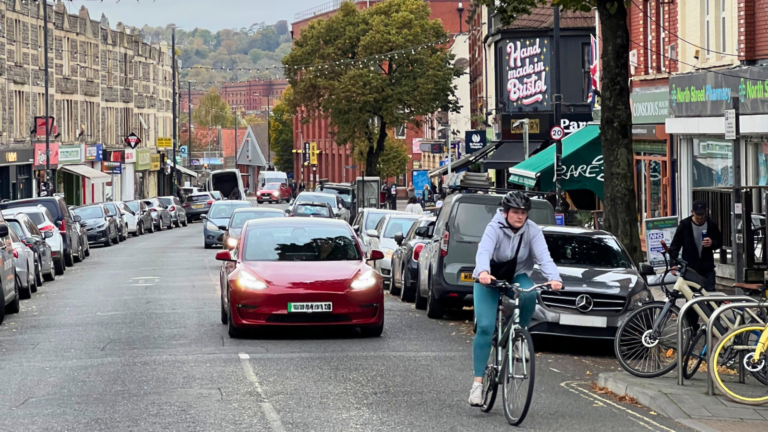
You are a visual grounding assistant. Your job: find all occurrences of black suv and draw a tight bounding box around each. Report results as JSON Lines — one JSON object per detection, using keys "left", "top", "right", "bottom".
{"left": 0, "top": 196, "right": 80, "bottom": 268}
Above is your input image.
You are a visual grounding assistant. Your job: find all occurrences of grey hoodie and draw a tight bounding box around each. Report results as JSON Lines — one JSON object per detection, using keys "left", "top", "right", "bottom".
{"left": 473, "top": 209, "right": 561, "bottom": 282}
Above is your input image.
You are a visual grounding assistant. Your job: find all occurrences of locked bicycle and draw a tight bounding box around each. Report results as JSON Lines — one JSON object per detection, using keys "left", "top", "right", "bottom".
{"left": 479, "top": 280, "right": 557, "bottom": 426}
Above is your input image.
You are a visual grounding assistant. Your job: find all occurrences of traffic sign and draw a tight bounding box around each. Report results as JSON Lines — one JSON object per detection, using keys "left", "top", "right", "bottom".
{"left": 157, "top": 137, "right": 172, "bottom": 149}
{"left": 550, "top": 126, "right": 565, "bottom": 141}
{"left": 124, "top": 132, "right": 142, "bottom": 149}
{"left": 724, "top": 109, "right": 736, "bottom": 139}
{"left": 180, "top": 146, "right": 188, "bottom": 156}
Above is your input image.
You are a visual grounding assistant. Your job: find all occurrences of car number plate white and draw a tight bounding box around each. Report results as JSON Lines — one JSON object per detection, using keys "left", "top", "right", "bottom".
{"left": 288, "top": 302, "right": 332, "bottom": 313}
{"left": 559, "top": 314, "right": 607, "bottom": 328}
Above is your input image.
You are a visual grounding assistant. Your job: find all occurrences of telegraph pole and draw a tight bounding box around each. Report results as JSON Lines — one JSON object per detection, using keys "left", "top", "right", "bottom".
{"left": 188, "top": 81, "right": 192, "bottom": 163}
{"left": 43, "top": 0, "right": 51, "bottom": 194}
{"left": 171, "top": 27, "right": 178, "bottom": 196}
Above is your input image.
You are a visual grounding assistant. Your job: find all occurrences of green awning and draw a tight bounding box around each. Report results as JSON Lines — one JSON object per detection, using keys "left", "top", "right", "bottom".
{"left": 508, "top": 124, "right": 603, "bottom": 199}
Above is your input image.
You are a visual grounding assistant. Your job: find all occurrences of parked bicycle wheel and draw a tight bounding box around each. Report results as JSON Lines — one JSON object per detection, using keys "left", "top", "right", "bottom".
{"left": 709, "top": 325, "right": 768, "bottom": 405}
{"left": 480, "top": 342, "right": 499, "bottom": 412}
{"left": 683, "top": 330, "right": 706, "bottom": 380}
{"left": 615, "top": 303, "right": 692, "bottom": 378}
{"left": 501, "top": 328, "right": 535, "bottom": 426}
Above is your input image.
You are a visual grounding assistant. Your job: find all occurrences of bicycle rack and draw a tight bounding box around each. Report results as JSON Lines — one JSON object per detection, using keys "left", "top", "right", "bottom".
{"left": 676, "top": 295, "right": 759, "bottom": 386}
{"left": 706, "top": 302, "right": 768, "bottom": 396}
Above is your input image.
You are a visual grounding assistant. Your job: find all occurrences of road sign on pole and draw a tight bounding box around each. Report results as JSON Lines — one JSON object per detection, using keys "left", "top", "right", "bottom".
{"left": 724, "top": 109, "right": 736, "bottom": 140}
{"left": 550, "top": 125, "right": 565, "bottom": 141}
{"left": 124, "top": 132, "right": 142, "bottom": 149}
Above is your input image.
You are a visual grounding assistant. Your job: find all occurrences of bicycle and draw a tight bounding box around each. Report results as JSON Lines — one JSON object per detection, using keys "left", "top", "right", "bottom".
{"left": 479, "top": 280, "right": 557, "bottom": 426}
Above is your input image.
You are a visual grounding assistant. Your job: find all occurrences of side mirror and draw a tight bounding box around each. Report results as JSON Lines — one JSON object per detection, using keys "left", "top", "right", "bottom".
{"left": 217, "top": 225, "right": 228, "bottom": 231}
{"left": 74, "top": 215, "right": 82, "bottom": 222}
{"left": 215, "top": 250, "right": 235, "bottom": 262}
{"left": 369, "top": 249, "right": 385, "bottom": 261}
{"left": 284, "top": 208, "right": 292, "bottom": 215}
{"left": 55, "top": 220, "right": 62, "bottom": 227}
{"left": 394, "top": 232, "right": 404, "bottom": 246}
{"left": 200, "top": 215, "right": 207, "bottom": 220}
{"left": 366, "top": 229, "right": 379, "bottom": 239}
{"left": 44, "top": 231, "right": 54, "bottom": 239}
{"left": 414, "top": 226, "right": 431, "bottom": 238}
{"left": 639, "top": 263, "right": 656, "bottom": 276}
{"left": 0, "top": 223, "right": 8, "bottom": 238}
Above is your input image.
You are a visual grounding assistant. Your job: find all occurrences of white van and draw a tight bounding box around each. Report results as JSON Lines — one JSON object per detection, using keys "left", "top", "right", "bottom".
{"left": 258, "top": 171, "right": 288, "bottom": 188}
{"left": 207, "top": 169, "right": 246, "bottom": 201}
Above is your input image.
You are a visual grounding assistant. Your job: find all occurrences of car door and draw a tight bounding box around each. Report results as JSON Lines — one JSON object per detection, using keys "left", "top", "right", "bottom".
{"left": 27, "top": 218, "right": 51, "bottom": 271}
{"left": 174, "top": 197, "right": 185, "bottom": 219}
{"left": 0, "top": 214, "right": 14, "bottom": 302}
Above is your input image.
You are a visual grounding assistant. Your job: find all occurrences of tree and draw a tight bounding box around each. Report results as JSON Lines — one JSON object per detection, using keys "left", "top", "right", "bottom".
{"left": 372, "top": 137, "right": 409, "bottom": 180}
{"left": 270, "top": 93, "right": 294, "bottom": 173}
{"left": 477, "top": 0, "right": 640, "bottom": 263}
{"left": 274, "top": 20, "right": 289, "bottom": 36}
{"left": 283, "top": 0, "right": 460, "bottom": 176}
{"left": 192, "top": 88, "right": 234, "bottom": 128}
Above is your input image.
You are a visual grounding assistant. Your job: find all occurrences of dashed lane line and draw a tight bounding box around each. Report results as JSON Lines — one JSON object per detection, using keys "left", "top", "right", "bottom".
{"left": 240, "top": 353, "right": 286, "bottom": 432}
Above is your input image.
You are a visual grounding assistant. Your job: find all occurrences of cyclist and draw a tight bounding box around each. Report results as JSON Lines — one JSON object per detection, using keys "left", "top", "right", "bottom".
{"left": 468, "top": 191, "right": 562, "bottom": 406}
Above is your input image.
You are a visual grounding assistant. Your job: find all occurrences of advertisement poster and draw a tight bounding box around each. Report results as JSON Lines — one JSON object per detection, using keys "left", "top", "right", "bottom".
{"left": 412, "top": 170, "right": 430, "bottom": 199}
{"left": 501, "top": 37, "right": 551, "bottom": 112}
{"left": 465, "top": 130, "right": 487, "bottom": 154}
{"left": 412, "top": 138, "right": 422, "bottom": 155}
{"left": 644, "top": 216, "right": 679, "bottom": 267}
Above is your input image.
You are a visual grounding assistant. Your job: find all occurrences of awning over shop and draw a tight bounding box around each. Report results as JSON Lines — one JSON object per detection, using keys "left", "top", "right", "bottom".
{"left": 483, "top": 140, "right": 540, "bottom": 170}
{"left": 508, "top": 124, "right": 603, "bottom": 199}
{"left": 60, "top": 164, "right": 111, "bottom": 183}
{"left": 172, "top": 164, "right": 198, "bottom": 178}
{"left": 428, "top": 140, "right": 504, "bottom": 178}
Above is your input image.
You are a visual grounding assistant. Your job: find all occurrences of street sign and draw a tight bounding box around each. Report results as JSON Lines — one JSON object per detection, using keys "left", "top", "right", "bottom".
{"left": 303, "top": 142, "right": 310, "bottom": 164}
{"left": 124, "top": 132, "right": 142, "bottom": 149}
{"left": 344, "top": 165, "right": 357, "bottom": 169}
{"left": 550, "top": 125, "right": 565, "bottom": 141}
{"left": 724, "top": 109, "right": 736, "bottom": 139}
{"left": 157, "top": 137, "right": 172, "bottom": 149}
{"left": 180, "top": 146, "right": 188, "bottom": 157}
{"left": 431, "top": 143, "right": 443, "bottom": 154}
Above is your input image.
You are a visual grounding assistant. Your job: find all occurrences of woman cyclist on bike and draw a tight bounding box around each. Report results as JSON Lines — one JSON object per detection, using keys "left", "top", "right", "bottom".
{"left": 468, "top": 191, "right": 562, "bottom": 406}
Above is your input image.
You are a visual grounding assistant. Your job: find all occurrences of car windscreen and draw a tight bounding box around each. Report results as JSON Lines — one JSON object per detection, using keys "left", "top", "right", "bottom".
{"left": 125, "top": 202, "right": 140, "bottom": 213}
{"left": 262, "top": 183, "right": 280, "bottom": 191}
{"left": 545, "top": 234, "right": 632, "bottom": 269}
{"left": 321, "top": 188, "right": 352, "bottom": 203}
{"left": 230, "top": 211, "right": 284, "bottom": 228}
{"left": 296, "top": 194, "right": 336, "bottom": 208}
{"left": 384, "top": 218, "right": 417, "bottom": 238}
{"left": 295, "top": 205, "right": 331, "bottom": 217}
{"left": 365, "top": 212, "right": 387, "bottom": 230}
{"left": 243, "top": 226, "right": 360, "bottom": 261}
{"left": 452, "top": 203, "right": 497, "bottom": 238}
{"left": 20, "top": 211, "right": 46, "bottom": 225}
{"left": 209, "top": 203, "right": 250, "bottom": 219}
{"left": 158, "top": 198, "right": 174, "bottom": 207}
{"left": 103, "top": 204, "right": 118, "bottom": 216}
{"left": 74, "top": 207, "right": 104, "bottom": 219}
{"left": 186, "top": 194, "right": 211, "bottom": 203}
{"left": 7, "top": 220, "right": 24, "bottom": 238}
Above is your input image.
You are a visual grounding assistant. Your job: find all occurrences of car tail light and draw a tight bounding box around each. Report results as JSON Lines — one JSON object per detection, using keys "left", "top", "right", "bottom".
{"left": 440, "top": 231, "right": 449, "bottom": 257}
{"left": 22, "top": 239, "right": 34, "bottom": 248}
{"left": 39, "top": 224, "right": 56, "bottom": 232}
{"left": 169, "top": 206, "right": 176, "bottom": 212}
{"left": 183, "top": 203, "right": 190, "bottom": 208}
{"left": 207, "top": 200, "right": 214, "bottom": 205}
{"left": 413, "top": 244, "right": 425, "bottom": 261}
{"left": 12, "top": 249, "right": 18, "bottom": 259}
{"left": 150, "top": 208, "right": 157, "bottom": 212}
{"left": 59, "top": 220, "right": 66, "bottom": 233}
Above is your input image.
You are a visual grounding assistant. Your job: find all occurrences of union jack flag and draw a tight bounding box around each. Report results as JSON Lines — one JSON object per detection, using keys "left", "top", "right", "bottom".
{"left": 588, "top": 35, "right": 599, "bottom": 110}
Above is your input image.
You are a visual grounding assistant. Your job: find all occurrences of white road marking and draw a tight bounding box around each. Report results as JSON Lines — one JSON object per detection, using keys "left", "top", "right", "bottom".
{"left": 238, "top": 353, "right": 250, "bottom": 360}
{"left": 240, "top": 356, "right": 286, "bottom": 432}
{"left": 549, "top": 368, "right": 561, "bottom": 373}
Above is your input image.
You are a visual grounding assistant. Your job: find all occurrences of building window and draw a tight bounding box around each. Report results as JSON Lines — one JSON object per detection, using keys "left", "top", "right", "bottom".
{"left": 720, "top": 0, "right": 726, "bottom": 54}
{"left": 38, "top": 26, "right": 44, "bottom": 68}
{"left": 63, "top": 37, "right": 71, "bottom": 77}
{"left": 582, "top": 43, "right": 590, "bottom": 101}
{"left": 659, "top": 4, "right": 666, "bottom": 72}
{"left": 395, "top": 124, "right": 407, "bottom": 139}
{"left": 705, "top": 0, "right": 710, "bottom": 58}
{"left": 646, "top": 1, "right": 652, "bottom": 73}
{"left": 14, "top": 91, "right": 26, "bottom": 139}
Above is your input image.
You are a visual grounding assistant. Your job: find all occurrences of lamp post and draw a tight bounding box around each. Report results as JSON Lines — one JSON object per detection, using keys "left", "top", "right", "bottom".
{"left": 457, "top": 2, "right": 464, "bottom": 34}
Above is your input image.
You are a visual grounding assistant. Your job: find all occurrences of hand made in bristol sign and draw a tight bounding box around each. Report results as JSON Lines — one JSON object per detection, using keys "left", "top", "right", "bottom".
{"left": 503, "top": 37, "right": 551, "bottom": 111}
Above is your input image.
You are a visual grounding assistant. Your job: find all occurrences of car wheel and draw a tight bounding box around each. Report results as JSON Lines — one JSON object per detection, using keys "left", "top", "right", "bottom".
{"left": 227, "top": 301, "right": 241, "bottom": 338}
{"left": 174, "top": 218, "right": 181, "bottom": 228}
{"left": 360, "top": 314, "right": 384, "bottom": 337}
{"left": 426, "top": 276, "right": 445, "bottom": 319}
{"left": 6, "top": 275, "right": 20, "bottom": 314}
{"left": 204, "top": 242, "right": 212, "bottom": 249}
{"left": 64, "top": 244, "right": 74, "bottom": 267}
{"left": 34, "top": 259, "right": 43, "bottom": 289}
{"left": 414, "top": 271, "right": 429, "bottom": 310}
{"left": 44, "top": 260, "right": 55, "bottom": 282}
{"left": 156, "top": 221, "right": 163, "bottom": 232}
{"left": 19, "top": 266, "right": 32, "bottom": 300}
{"left": 401, "top": 267, "right": 416, "bottom": 302}
{"left": 0, "top": 290, "right": 5, "bottom": 324}
{"left": 85, "top": 242, "right": 90, "bottom": 257}
{"left": 74, "top": 243, "right": 83, "bottom": 263}
{"left": 114, "top": 231, "right": 121, "bottom": 244}
{"left": 390, "top": 271, "right": 401, "bottom": 297}
{"left": 221, "top": 296, "right": 228, "bottom": 325}
{"left": 54, "top": 257, "right": 65, "bottom": 275}
{"left": 149, "top": 221, "right": 156, "bottom": 233}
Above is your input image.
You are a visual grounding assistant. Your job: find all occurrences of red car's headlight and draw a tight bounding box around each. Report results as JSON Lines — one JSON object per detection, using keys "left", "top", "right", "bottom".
{"left": 350, "top": 270, "right": 377, "bottom": 290}
{"left": 237, "top": 272, "right": 267, "bottom": 290}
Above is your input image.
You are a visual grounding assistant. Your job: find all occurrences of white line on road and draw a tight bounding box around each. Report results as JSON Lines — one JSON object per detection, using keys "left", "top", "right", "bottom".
{"left": 549, "top": 368, "right": 561, "bottom": 373}
{"left": 238, "top": 353, "right": 250, "bottom": 360}
{"left": 240, "top": 355, "right": 286, "bottom": 432}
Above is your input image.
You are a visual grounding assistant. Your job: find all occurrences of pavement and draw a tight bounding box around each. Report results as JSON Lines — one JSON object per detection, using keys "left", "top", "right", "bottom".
{"left": 598, "top": 372, "right": 768, "bottom": 432}
{"left": 0, "top": 200, "right": 695, "bottom": 431}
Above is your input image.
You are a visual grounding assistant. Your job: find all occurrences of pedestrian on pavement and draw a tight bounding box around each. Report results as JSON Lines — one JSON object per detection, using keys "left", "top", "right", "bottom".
{"left": 390, "top": 183, "right": 398, "bottom": 210}
{"left": 381, "top": 183, "right": 389, "bottom": 209}
{"left": 668, "top": 200, "right": 722, "bottom": 291}
{"left": 404, "top": 196, "right": 423, "bottom": 215}
{"left": 289, "top": 181, "right": 297, "bottom": 198}
{"left": 407, "top": 182, "right": 415, "bottom": 199}
{"left": 299, "top": 182, "right": 305, "bottom": 193}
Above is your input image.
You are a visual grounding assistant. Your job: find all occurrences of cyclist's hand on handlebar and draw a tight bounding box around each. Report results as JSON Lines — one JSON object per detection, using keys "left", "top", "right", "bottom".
{"left": 671, "top": 266, "right": 678, "bottom": 276}
{"left": 548, "top": 280, "right": 563, "bottom": 291}
{"left": 478, "top": 272, "right": 496, "bottom": 285}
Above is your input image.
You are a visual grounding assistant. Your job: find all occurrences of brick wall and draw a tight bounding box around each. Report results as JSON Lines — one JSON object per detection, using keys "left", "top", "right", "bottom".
{"left": 628, "top": 0, "right": 678, "bottom": 77}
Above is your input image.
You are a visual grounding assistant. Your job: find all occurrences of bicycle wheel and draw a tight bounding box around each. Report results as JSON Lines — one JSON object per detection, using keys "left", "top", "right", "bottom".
{"left": 709, "top": 325, "right": 768, "bottom": 405}
{"left": 501, "top": 327, "right": 535, "bottom": 426}
{"left": 480, "top": 343, "right": 499, "bottom": 412}
{"left": 614, "top": 303, "right": 692, "bottom": 378}
{"left": 683, "top": 330, "right": 706, "bottom": 380}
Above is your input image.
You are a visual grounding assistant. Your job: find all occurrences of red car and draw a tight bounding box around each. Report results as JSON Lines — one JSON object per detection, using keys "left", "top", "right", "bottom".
{"left": 217, "top": 218, "right": 385, "bottom": 338}
{"left": 257, "top": 183, "right": 291, "bottom": 204}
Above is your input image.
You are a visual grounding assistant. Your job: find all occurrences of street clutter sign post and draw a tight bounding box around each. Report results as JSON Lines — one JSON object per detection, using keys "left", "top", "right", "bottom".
{"left": 644, "top": 216, "right": 679, "bottom": 267}
{"left": 550, "top": 125, "right": 564, "bottom": 141}
{"left": 464, "top": 130, "right": 487, "bottom": 154}
{"left": 724, "top": 109, "right": 736, "bottom": 140}
{"left": 124, "top": 132, "right": 141, "bottom": 149}
{"left": 157, "top": 137, "right": 172, "bottom": 149}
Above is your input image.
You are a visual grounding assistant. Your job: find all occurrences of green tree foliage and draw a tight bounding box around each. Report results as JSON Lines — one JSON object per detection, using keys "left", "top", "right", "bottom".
{"left": 283, "top": 0, "right": 461, "bottom": 176}
{"left": 477, "top": 0, "right": 640, "bottom": 263}
{"left": 374, "top": 138, "right": 410, "bottom": 180}
{"left": 269, "top": 90, "right": 294, "bottom": 173}
{"left": 192, "top": 88, "right": 234, "bottom": 128}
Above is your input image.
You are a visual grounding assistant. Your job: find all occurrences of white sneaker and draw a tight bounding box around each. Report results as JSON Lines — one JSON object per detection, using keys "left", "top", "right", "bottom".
{"left": 468, "top": 382, "right": 483, "bottom": 406}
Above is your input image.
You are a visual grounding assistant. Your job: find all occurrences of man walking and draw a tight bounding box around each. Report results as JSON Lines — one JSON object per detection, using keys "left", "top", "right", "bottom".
{"left": 390, "top": 183, "right": 398, "bottom": 210}
{"left": 668, "top": 200, "right": 722, "bottom": 291}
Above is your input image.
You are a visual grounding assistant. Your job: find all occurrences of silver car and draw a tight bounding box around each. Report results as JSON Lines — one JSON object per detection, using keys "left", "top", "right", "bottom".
{"left": 289, "top": 192, "right": 350, "bottom": 222}
{"left": 8, "top": 228, "right": 36, "bottom": 299}
{"left": 142, "top": 198, "right": 173, "bottom": 231}
{"left": 5, "top": 212, "right": 55, "bottom": 285}
{"left": 350, "top": 208, "right": 403, "bottom": 254}
{"left": 158, "top": 196, "right": 188, "bottom": 228}
{"left": 3, "top": 206, "right": 67, "bottom": 276}
{"left": 366, "top": 214, "right": 420, "bottom": 290}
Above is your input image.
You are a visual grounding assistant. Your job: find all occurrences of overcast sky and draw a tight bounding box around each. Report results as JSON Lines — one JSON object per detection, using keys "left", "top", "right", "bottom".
{"left": 65, "top": 0, "right": 322, "bottom": 31}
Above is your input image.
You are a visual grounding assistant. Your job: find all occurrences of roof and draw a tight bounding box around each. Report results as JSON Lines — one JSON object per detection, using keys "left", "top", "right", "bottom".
{"left": 298, "top": 191, "right": 338, "bottom": 198}
{"left": 541, "top": 226, "right": 612, "bottom": 237}
{"left": 236, "top": 126, "right": 268, "bottom": 167}
{"left": 233, "top": 207, "right": 284, "bottom": 214}
{"left": 250, "top": 123, "right": 270, "bottom": 163}
{"left": 505, "top": 7, "right": 595, "bottom": 29}
{"left": 246, "top": 217, "right": 350, "bottom": 227}
{"left": 220, "top": 129, "right": 238, "bottom": 158}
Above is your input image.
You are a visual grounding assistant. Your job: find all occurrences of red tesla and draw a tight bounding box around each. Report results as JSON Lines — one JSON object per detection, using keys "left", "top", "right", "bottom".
{"left": 217, "top": 218, "right": 385, "bottom": 338}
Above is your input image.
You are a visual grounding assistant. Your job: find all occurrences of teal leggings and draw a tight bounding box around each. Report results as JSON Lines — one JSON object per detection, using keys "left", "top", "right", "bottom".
{"left": 472, "top": 274, "right": 536, "bottom": 378}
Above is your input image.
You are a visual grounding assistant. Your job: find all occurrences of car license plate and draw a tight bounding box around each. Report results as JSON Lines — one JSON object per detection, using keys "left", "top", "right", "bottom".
{"left": 288, "top": 302, "right": 332, "bottom": 313}
{"left": 559, "top": 314, "right": 607, "bottom": 328}
{"left": 192, "top": 204, "right": 204, "bottom": 209}
{"left": 460, "top": 272, "right": 474, "bottom": 282}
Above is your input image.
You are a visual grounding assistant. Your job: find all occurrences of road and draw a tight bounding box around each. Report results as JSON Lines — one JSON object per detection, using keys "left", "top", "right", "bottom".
{"left": 0, "top": 202, "right": 691, "bottom": 431}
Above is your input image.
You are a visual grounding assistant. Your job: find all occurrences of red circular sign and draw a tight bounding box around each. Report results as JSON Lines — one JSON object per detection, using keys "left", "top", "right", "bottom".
{"left": 550, "top": 126, "right": 565, "bottom": 141}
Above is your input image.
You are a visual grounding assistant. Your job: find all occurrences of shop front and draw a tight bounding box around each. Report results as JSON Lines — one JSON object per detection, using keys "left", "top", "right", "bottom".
{"left": 122, "top": 149, "right": 136, "bottom": 201}
{"left": 135, "top": 149, "right": 151, "bottom": 199}
{"left": 0, "top": 148, "right": 34, "bottom": 201}
{"left": 148, "top": 153, "right": 161, "bottom": 197}
{"left": 84, "top": 144, "right": 103, "bottom": 204}
{"left": 57, "top": 145, "right": 84, "bottom": 205}
{"left": 34, "top": 143, "right": 59, "bottom": 197}
{"left": 102, "top": 149, "right": 124, "bottom": 202}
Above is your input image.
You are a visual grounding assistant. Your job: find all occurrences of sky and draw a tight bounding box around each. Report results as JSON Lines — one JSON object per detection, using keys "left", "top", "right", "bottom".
{"left": 64, "top": 0, "right": 323, "bottom": 31}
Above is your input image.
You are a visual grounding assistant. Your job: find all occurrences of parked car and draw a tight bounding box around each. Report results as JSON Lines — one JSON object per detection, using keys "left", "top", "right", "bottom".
{"left": 181, "top": 186, "right": 203, "bottom": 196}
{"left": 216, "top": 218, "right": 385, "bottom": 338}
{"left": 0, "top": 215, "right": 18, "bottom": 324}
{"left": 366, "top": 214, "right": 420, "bottom": 290}
{"left": 316, "top": 182, "right": 356, "bottom": 221}
{"left": 350, "top": 208, "right": 402, "bottom": 254}
{"left": 66, "top": 206, "right": 89, "bottom": 262}
{"left": 221, "top": 207, "right": 285, "bottom": 250}
{"left": 142, "top": 198, "right": 173, "bottom": 231}
{"left": 183, "top": 192, "right": 215, "bottom": 221}
{"left": 257, "top": 183, "right": 292, "bottom": 204}
{"left": 114, "top": 202, "right": 139, "bottom": 237}
{"left": 125, "top": 200, "right": 154, "bottom": 234}
{"left": 290, "top": 202, "right": 335, "bottom": 218}
{"left": 390, "top": 216, "right": 436, "bottom": 301}
{"left": 206, "top": 169, "right": 246, "bottom": 201}
{"left": 72, "top": 205, "right": 120, "bottom": 247}
{"left": 158, "top": 196, "right": 187, "bottom": 228}
{"left": 415, "top": 193, "right": 555, "bottom": 318}
{"left": 102, "top": 202, "right": 128, "bottom": 242}
{"left": 288, "top": 192, "right": 350, "bottom": 222}
{"left": 8, "top": 228, "right": 37, "bottom": 299}
{"left": 3, "top": 206, "right": 66, "bottom": 275}
{"left": 203, "top": 200, "right": 252, "bottom": 249}
{"left": 4, "top": 212, "right": 55, "bottom": 284}
{"left": 0, "top": 196, "right": 79, "bottom": 268}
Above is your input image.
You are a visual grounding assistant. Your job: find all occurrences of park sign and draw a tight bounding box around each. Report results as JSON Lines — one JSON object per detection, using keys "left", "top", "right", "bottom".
{"left": 669, "top": 66, "right": 768, "bottom": 117}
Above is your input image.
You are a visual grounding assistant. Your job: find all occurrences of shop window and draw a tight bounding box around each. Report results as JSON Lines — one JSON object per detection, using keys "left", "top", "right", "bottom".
{"left": 582, "top": 43, "right": 590, "bottom": 101}
{"left": 692, "top": 138, "right": 733, "bottom": 188}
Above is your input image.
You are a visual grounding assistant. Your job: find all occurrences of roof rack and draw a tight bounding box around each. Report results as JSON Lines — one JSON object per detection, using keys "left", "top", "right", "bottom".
{"left": 443, "top": 172, "right": 550, "bottom": 197}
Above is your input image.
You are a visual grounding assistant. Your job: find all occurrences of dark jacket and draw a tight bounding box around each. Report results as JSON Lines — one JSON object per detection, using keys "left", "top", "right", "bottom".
{"left": 668, "top": 216, "right": 722, "bottom": 275}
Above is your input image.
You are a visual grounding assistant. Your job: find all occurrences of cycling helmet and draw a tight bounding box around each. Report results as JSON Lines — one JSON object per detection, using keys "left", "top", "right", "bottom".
{"left": 501, "top": 191, "right": 531, "bottom": 212}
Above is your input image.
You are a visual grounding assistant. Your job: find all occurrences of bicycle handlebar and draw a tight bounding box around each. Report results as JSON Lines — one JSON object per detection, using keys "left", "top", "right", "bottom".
{"left": 482, "top": 280, "right": 561, "bottom": 292}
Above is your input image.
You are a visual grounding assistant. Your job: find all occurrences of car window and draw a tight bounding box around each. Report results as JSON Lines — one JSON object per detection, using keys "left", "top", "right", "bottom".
{"left": 452, "top": 203, "right": 497, "bottom": 238}
{"left": 9, "top": 227, "right": 20, "bottom": 243}
{"left": 174, "top": 198, "right": 181, "bottom": 206}
{"left": 296, "top": 194, "right": 337, "bottom": 209}
{"left": 25, "top": 218, "right": 40, "bottom": 236}
{"left": 384, "top": 218, "right": 417, "bottom": 238}
{"left": 365, "top": 212, "right": 387, "bottom": 231}
{"left": 545, "top": 234, "right": 632, "bottom": 269}
{"left": 103, "top": 204, "right": 117, "bottom": 216}
{"left": 125, "top": 201, "right": 140, "bottom": 213}
{"left": 74, "top": 206, "right": 104, "bottom": 219}
{"left": 120, "top": 203, "right": 135, "bottom": 216}
{"left": 295, "top": 204, "right": 331, "bottom": 217}
{"left": 58, "top": 198, "right": 70, "bottom": 220}
{"left": 230, "top": 211, "right": 284, "bottom": 228}
{"left": 209, "top": 203, "right": 250, "bottom": 219}
{"left": 159, "top": 198, "right": 173, "bottom": 207}
{"left": 1, "top": 200, "right": 59, "bottom": 221}
{"left": 243, "top": 226, "right": 361, "bottom": 261}
{"left": 7, "top": 220, "right": 24, "bottom": 238}
{"left": 262, "top": 183, "right": 280, "bottom": 191}
{"left": 187, "top": 194, "right": 212, "bottom": 203}
{"left": 374, "top": 216, "right": 387, "bottom": 233}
